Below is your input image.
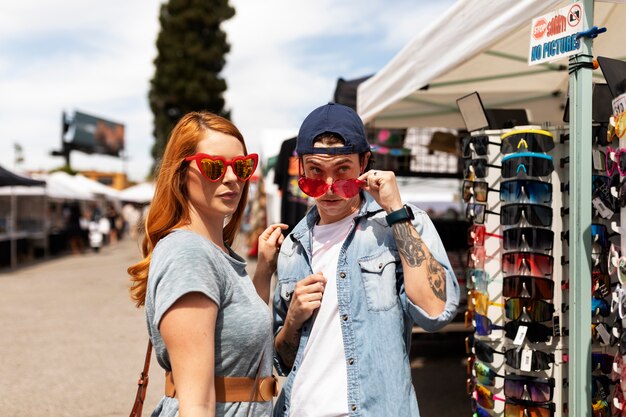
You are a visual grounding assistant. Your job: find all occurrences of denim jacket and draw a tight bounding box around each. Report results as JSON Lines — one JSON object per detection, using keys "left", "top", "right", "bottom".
{"left": 272, "top": 193, "right": 460, "bottom": 417}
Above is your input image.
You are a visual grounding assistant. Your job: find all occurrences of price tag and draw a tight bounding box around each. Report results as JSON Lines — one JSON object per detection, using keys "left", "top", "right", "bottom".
{"left": 513, "top": 324, "right": 528, "bottom": 346}
{"left": 520, "top": 349, "right": 533, "bottom": 372}
{"left": 613, "top": 93, "right": 626, "bottom": 116}
{"left": 597, "top": 323, "right": 611, "bottom": 345}
{"left": 592, "top": 197, "right": 614, "bottom": 219}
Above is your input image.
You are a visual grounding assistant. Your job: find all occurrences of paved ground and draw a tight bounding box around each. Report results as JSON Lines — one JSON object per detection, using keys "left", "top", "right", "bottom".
{"left": 0, "top": 237, "right": 469, "bottom": 417}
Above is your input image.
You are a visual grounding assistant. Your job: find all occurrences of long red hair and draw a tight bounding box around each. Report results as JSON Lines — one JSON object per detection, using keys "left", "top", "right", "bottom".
{"left": 128, "top": 111, "right": 251, "bottom": 307}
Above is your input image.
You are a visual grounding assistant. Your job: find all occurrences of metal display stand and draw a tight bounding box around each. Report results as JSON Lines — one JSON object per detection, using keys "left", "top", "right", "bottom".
{"left": 466, "top": 126, "right": 568, "bottom": 416}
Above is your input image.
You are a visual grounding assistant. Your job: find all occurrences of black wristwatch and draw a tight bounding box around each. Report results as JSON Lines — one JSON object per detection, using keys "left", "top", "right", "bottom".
{"left": 385, "top": 204, "right": 414, "bottom": 226}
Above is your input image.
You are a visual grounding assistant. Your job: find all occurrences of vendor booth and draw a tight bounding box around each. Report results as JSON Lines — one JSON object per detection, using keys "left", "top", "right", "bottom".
{"left": 0, "top": 165, "right": 46, "bottom": 269}
{"left": 357, "top": 1, "right": 626, "bottom": 416}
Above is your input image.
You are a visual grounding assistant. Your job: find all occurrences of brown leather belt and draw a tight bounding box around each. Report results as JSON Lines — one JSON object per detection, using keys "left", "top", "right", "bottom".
{"left": 164, "top": 371, "right": 278, "bottom": 402}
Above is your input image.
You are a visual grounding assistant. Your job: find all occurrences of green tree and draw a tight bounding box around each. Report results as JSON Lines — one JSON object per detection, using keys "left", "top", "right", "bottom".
{"left": 148, "top": 0, "right": 235, "bottom": 175}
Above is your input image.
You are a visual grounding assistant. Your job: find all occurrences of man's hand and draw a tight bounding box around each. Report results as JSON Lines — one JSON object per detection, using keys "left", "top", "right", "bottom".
{"left": 285, "top": 272, "right": 327, "bottom": 331}
{"left": 275, "top": 272, "right": 327, "bottom": 368}
{"left": 358, "top": 170, "right": 403, "bottom": 213}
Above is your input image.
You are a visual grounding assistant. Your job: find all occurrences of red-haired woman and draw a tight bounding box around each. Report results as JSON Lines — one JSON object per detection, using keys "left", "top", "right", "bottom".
{"left": 128, "top": 111, "right": 286, "bottom": 417}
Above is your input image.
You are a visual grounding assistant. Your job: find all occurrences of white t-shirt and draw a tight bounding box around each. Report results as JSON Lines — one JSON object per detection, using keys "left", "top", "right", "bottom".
{"left": 289, "top": 212, "right": 357, "bottom": 417}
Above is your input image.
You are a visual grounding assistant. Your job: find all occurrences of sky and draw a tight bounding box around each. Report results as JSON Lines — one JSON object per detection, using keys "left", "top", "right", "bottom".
{"left": 0, "top": 0, "right": 455, "bottom": 183}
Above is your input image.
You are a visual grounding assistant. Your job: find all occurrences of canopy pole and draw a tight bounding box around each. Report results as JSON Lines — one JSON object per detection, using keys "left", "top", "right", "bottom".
{"left": 568, "top": 0, "right": 593, "bottom": 416}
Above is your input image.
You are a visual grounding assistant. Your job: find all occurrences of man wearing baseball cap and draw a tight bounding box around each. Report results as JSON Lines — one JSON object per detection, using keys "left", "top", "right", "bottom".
{"left": 272, "top": 103, "right": 459, "bottom": 417}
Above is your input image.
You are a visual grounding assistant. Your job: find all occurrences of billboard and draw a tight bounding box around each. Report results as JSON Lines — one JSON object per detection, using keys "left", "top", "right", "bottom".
{"left": 66, "top": 111, "right": 125, "bottom": 157}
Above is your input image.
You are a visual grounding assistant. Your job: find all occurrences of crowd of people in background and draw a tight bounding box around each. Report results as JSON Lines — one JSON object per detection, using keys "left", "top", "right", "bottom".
{"left": 63, "top": 200, "right": 145, "bottom": 254}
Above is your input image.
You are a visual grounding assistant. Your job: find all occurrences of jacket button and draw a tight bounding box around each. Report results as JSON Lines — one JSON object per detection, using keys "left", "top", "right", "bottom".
{"left": 378, "top": 262, "right": 383, "bottom": 269}
{"left": 348, "top": 358, "right": 354, "bottom": 365}
{"left": 342, "top": 315, "right": 348, "bottom": 321}
{"left": 283, "top": 406, "right": 287, "bottom": 411}
{"left": 292, "top": 366, "right": 297, "bottom": 372}
{"left": 352, "top": 405, "right": 357, "bottom": 411}
{"left": 339, "top": 272, "right": 346, "bottom": 278}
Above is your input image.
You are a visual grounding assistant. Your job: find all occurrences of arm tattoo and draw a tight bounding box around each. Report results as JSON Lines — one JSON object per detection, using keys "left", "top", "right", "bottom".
{"left": 393, "top": 222, "right": 426, "bottom": 267}
{"left": 427, "top": 256, "right": 447, "bottom": 302}
{"left": 394, "top": 221, "right": 447, "bottom": 302}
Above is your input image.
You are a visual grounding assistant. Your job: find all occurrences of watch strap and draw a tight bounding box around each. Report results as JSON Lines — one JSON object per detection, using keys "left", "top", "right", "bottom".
{"left": 385, "top": 204, "right": 414, "bottom": 227}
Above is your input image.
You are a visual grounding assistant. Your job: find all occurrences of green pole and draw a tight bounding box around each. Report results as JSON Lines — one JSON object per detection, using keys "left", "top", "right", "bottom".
{"left": 568, "top": 0, "right": 593, "bottom": 416}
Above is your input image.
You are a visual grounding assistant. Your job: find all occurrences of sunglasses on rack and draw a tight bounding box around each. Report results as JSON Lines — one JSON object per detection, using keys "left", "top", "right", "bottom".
{"left": 592, "top": 271, "right": 612, "bottom": 298}
{"left": 500, "top": 179, "right": 552, "bottom": 204}
{"left": 473, "top": 313, "right": 553, "bottom": 343}
{"left": 184, "top": 153, "right": 258, "bottom": 182}
{"left": 468, "top": 246, "right": 487, "bottom": 269}
{"left": 463, "top": 180, "right": 497, "bottom": 203}
{"left": 466, "top": 203, "right": 499, "bottom": 224}
{"left": 462, "top": 135, "right": 500, "bottom": 157}
{"left": 610, "top": 316, "right": 624, "bottom": 348}
{"left": 500, "top": 203, "right": 552, "bottom": 227}
{"left": 611, "top": 284, "right": 626, "bottom": 319}
{"left": 464, "top": 158, "right": 500, "bottom": 179}
{"left": 465, "top": 269, "right": 492, "bottom": 293}
{"left": 592, "top": 353, "right": 615, "bottom": 374}
{"left": 503, "top": 227, "right": 554, "bottom": 252}
{"left": 608, "top": 111, "right": 626, "bottom": 144}
{"left": 592, "top": 399, "right": 610, "bottom": 417}
{"left": 504, "top": 400, "right": 555, "bottom": 417}
{"left": 611, "top": 383, "right": 625, "bottom": 417}
{"left": 474, "top": 384, "right": 505, "bottom": 410}
{"left": 594, "top": 174, "right": 619, "bottom": 212}
{"left": 469, "top": 290, "right": 504, "bottom": 316}
{"left": 618, "top": 178, "right": 626, "bottom": 208}
{"left": 561, "top": 173, "right": 617, "bottom": 196}
{"left": 505, "top": 348, "right": 554, "bottom": 372}
{"left": 563, "top": 223, "right": 612, "bottom": 249}
{"left": 592, "top": 295, "right": 611, "bottom": 317}
{"left": 505, "top": 297, "right": 554, "bottom": 322}
{"left": 501, "top": 153, "right": 554, "bottom": 178}
{"left": 606, "top": 146, "right": 626, "bottom": 177}
{"left": 503, "top": 276, "right": 554, "bottom": 300}
{"left": 473, "top": 361, "right": 504, "bottom": 387}
{"left": 561, "top": 124, "right": 611, "bottom": 146}
{"left": 593, "top": 374, "right": 616, "bottom": 402}
{"left": 466, "top": 336, "right": 554, "bottom": 371}
{"left": 504, "top": 374, "right": 555, "bottom": 403}
{"left": 501, "top": 129, "right": 555, "bottom": 154}
{"left": 592, "top": 322, "right": 612, "bottom": 346}
{"left": 472, "top": 403, "right": 492, "bottom": 417}
{"left": 468, "top": 224, "right": 503, "bottom": 246}
{"left": 502, "top": 252, "right": 553, "bottom": 277}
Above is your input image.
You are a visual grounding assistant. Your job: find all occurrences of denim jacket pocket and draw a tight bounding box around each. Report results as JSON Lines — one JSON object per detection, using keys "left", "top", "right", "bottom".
{"left": 358, "top": 251, "right": 399, "bottom": 311}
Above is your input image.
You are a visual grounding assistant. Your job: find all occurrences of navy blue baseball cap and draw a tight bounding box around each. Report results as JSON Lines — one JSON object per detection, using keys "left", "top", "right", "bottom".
{"left": 296, "top": 102, "right": 371, "bottom": 156}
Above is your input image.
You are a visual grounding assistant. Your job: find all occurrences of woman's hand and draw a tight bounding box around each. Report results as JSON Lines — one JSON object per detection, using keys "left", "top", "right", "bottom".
{"left": 253, "top": 223, "right": 288, "bottom": 303}
{"left": 257, "top": 223, "right": 288, "bottom": 272}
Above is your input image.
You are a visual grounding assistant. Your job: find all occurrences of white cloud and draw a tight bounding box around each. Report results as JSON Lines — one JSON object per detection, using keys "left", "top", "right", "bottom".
{"left": 0, "top": 0, "right": 454, "bottom": 182}
{"left": 223, "top": 0, "right": 456, "bottom": 155}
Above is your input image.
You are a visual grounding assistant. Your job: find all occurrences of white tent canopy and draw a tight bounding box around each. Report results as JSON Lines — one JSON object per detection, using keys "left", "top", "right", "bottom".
{"left": 358, "top": 0, "right": 626, "bottom": 128}
{"left": 38, "top": 172, "right": 119, "bottom": 201}
{"left": 118, "top": 182, "right": 155, "bottom": 204}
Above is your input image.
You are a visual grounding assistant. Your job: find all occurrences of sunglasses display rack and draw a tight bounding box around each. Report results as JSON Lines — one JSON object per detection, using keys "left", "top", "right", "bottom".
{"left": 463, "top": 127, "right": 569, "bottom": 417}
{"left": 579, "top": 110, "right": 626, "bottom": 417}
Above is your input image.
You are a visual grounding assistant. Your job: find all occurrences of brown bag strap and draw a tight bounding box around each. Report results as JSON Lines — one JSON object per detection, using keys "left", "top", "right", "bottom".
{"left": 129, "top": 340, "right": 152, "bottom": 417}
